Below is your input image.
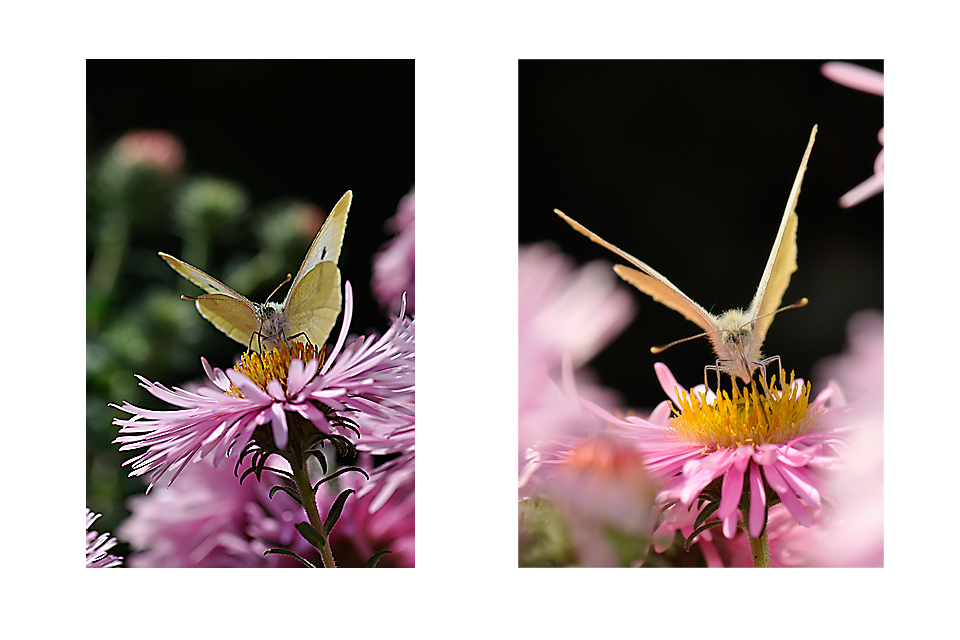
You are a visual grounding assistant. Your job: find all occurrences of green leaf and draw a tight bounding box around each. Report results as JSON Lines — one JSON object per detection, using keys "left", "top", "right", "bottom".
{"left": 693, "top": 501, "right": 720, "bottom": 531}
{"left": 324, "top": 488, "right": 356, "bottom": 535}
{"left": 264, "top": 547, "right": 316, "bottom": 568}
{"left": 295, "top": 522, "right": 327, "bottom": 551}
{"left": 365, "top": 550, "right": 392, "bottom": 568}
{"left": 313, "top": 466, "right": 370, "bottom": 492}
{"left": 684, "top": 520, "right": 723, "bottom": 552}
{"left": 269, "top": 484, "right": 303, "bottom": 506}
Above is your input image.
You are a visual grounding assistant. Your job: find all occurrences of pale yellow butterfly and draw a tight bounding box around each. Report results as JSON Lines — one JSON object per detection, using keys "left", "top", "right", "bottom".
{"left": 555, "top": 126, "right": 817, "bottom": 385}
{"left": 160, "top": 190, "right": 352, "bottom": 353}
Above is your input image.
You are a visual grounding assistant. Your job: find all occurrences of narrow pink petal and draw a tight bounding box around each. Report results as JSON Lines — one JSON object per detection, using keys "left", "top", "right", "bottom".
{"left": 226, "top": 369, "right": 272, "bottom": 403}
{"left": 821, "top": 62, "right": 884, "bottom": 95}
{"left": 270, "top": 403, "right": 289, "bottom": 450}
{"left": 322, "top": 281, "right": 353, "bottom": 375}
{"left": 839, "top": 172, "right": 884, "bottom": 208}
{"left": 654, "top": 362, "right": 685, "bottom": 405}
{"left": 748, "top": 461, "right": 766, "bottom": 538}
{"left": 777, "top": 464, "right": 822, "bottom": 508}
{"left": 764, "top": 463, "right": 812, "bottom": 527}
{"left": 717, "top": 448, "right": 749, "bottom": 520}
{"left": 721, "top": 511, "right": 738, "bottom": 540}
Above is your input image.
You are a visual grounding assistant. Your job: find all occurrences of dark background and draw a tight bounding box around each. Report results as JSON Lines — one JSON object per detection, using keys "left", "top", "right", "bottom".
{"left": 520, "top": 60, "right": 883, "bottom": 410}
{"left": 86, "top": 60, "right": 414, "bottom": 545}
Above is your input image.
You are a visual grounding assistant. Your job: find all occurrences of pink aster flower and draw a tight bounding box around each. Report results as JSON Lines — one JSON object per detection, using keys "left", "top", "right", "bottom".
{"left": 821, "top": 62, "right": 884, "bottom": 208}
{"left": 113, "top": 283, "right": 415, "bottom": 492}
{"left": 86, "top": 508, "right": 123, "bottom": 568}
{"left": 118, "top": 459, "right": 318, "bottom": 568}
{"left": 581, "top": 363, "right": 848, "bottom": 548}
{"left": 372, "top": 186, "right": 415, "bottom": 316}
{"left": 355, "top": 411, "right": 415, "bottom": 511}
{"left": 518, "top": 243, "right": 636, "bottom": 484}
{"left": 328, "top": 454, "right": 415, "bottom": 568}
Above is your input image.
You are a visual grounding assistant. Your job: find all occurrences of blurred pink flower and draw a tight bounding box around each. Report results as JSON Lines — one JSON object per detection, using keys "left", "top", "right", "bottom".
{"left": 86, "top": 509, "right": 123, "bottom": 568}
{"left": 581, "top": 362, "right": 849, "bottom": 540}
{"left": 330, "top": 454, "right": 415, "bottom": 568}
{"left": 538, "top": 435, "right": 657, "bottom": 566}
{"left": 113, "top": 284, "right": 415, "bottom": 492}
{"left": 518, "top": 243, "right": 636, "bottom": 485}
{"left": 810, "top": 310, "right": 883, "bottom": 566}
{"left": 118, "top": 460, "right": 317, "bottom": 568}
{"left": 373, "top": 187, "right": 415, "bottom": 316}
{"left": 821, "top": 62, "right": 884, "bottom": 208}
{"left": 113, "top": 129, "right": 185, "bottom": 174}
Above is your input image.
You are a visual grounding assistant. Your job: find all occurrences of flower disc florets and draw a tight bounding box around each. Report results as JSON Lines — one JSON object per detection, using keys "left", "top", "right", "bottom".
{"left": 668, "top": 372, "right": 821, "bottom": 449}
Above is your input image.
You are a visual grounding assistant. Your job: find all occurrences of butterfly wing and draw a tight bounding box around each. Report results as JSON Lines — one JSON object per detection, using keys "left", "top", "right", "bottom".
{"left": 555, "top": 209, "right": 719, "bottom": 334}
{"left": 159, "top": 252, "right": 259, "bottom": 347}
{"left": 748, "top": 125, "right": 816, "bottom": 342}
{"left": 192, "top": 294, "right": 262, "bottom": 347}
{"left": 159, "top": 253, "right": 250, "bottom": 298}
{"left": 287, "top": 191, "right": 352, "bottom": 302}
{"left": 613, "top": 265, "right": 717, "bottom": 335}
{"left": 284, "top": 261, "right": 342, "bottom": 346}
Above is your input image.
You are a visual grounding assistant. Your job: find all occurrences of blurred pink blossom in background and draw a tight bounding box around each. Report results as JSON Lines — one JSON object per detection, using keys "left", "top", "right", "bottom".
{"left": 821, "top": 62, "right": 884, "bottom": 208}
{"left": 113, "top": 129, "right": 186, "bottom": 174}
{"left": 518, "top": 243, "right": 636, "bottom": 490}
{"left": 373, "top": 186, "right": 415, "bottom": 316}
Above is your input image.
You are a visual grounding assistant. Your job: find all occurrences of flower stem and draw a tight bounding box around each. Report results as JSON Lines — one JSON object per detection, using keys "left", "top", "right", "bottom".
{"left": 748, "top": 528, "right": 771, "bottom": 568}
{"left": 290, "top": 451, "right": 337, "bottom": 568}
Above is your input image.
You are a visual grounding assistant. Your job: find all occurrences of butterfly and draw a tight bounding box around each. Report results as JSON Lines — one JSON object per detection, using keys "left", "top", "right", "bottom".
{"left": 555, "top": 126, "right": 817, "bottom": 386}
{"left": 160, "top": 190, "right": 352, "bottom": 353}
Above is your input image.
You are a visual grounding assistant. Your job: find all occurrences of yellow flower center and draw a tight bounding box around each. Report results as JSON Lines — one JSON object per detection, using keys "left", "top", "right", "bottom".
{"left": 226, "top": 342, "right": 326, "bottom": 398}
{"left": 667, "top": 372, "right": 821, "bottom": 448}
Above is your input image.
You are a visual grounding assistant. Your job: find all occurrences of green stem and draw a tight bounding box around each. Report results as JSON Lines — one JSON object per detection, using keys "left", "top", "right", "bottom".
{"left": 748, "top": 528, "right": 771, "bottom": 568}
{"left": 290, "top": 451, "right": 337, "bottom": 568}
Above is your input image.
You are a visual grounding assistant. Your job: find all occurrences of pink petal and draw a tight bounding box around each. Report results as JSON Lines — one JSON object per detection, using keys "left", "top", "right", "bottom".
{"left": 269, "top": 403, "right": 289, "bottom": 450}
{"left": 748, "top": 461, "right": 767, "bottom": 538}
{"left": 821, "top": 62, "right": 884, "bottom": 95}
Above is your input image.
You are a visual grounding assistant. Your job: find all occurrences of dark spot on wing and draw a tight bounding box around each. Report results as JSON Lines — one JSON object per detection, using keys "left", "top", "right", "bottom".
{"left": 321, "top": 247, "right": 327, "bottom": 259}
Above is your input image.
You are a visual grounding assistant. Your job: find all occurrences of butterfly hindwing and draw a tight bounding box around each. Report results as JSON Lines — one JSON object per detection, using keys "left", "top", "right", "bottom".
{"left": 285, "top": 262, "right": 342, "bottom": 347}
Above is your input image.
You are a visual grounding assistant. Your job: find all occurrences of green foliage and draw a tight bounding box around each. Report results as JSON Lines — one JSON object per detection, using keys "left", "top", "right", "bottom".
{"left": 518, "top": 498, "right": 578, "bottom": 567}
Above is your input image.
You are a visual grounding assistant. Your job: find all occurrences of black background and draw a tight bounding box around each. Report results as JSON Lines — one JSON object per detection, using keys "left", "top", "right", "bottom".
{"left": 520, "top": 60, "right": 883, "bottom": 410}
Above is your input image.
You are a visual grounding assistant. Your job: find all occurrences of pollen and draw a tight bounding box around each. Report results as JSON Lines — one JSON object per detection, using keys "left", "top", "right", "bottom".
{"left": 667, "top": 372, "right": 821, "bottom": 448}
{"left": 226, "top": 342, "right": 326, "bottom": 398}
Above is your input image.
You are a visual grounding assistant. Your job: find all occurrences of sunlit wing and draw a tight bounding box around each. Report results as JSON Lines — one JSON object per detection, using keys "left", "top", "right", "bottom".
{"left": 192, "top": 294, "right": 261, "bottom": 347}
{"left": 284, "top": 261, "right": 342, "bottom": 346}
{"left": 159, "top": 252, "right": 250, "bottom": 300}
{"left": 288, "top": 190, "right": 352, "bottom": 300}
{"left": 749, "top": 125, "right": 816, "bottom": 342}
{"left": 613, "top": 265, "right": 717, "bottom": 334}
{"left": 555, "top": 208, "right": 717, "bottom": 332}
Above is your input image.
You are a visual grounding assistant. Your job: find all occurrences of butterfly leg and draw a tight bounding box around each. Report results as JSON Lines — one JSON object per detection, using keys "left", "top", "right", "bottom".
{"left": 753, "top": 355, "right": 784, "bottom": 396}
{"left": 704, "top": 360, "right": 733, "bottom": 395}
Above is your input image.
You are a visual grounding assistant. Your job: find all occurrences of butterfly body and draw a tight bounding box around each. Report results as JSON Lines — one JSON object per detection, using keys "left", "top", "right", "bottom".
{"left": 557, "top": 127, "right": 817, "bottom": 385}
{"left": 161, "top": 190, "right": 351, "bottom": 353}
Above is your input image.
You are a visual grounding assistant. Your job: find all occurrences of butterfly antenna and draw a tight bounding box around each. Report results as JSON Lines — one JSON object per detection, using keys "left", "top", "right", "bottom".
{"left": 650, "top": 330, "right": 714, "bottom": 354}
{"left": 265, "top": 273, "right": 293, "bottom": 303}
{"left": 743, "top": 298, "right": 809, "bottom": 329}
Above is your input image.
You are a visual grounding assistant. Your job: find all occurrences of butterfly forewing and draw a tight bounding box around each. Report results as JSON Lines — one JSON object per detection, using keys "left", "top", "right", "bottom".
{"left": 193, "top": 294, "right": 263, "bottom": 346}
{"left": 749, "top": 125, "right": 816, "bottom": 342}
{"left": 287, "top": 190, "right": 351, "bottom": 301}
